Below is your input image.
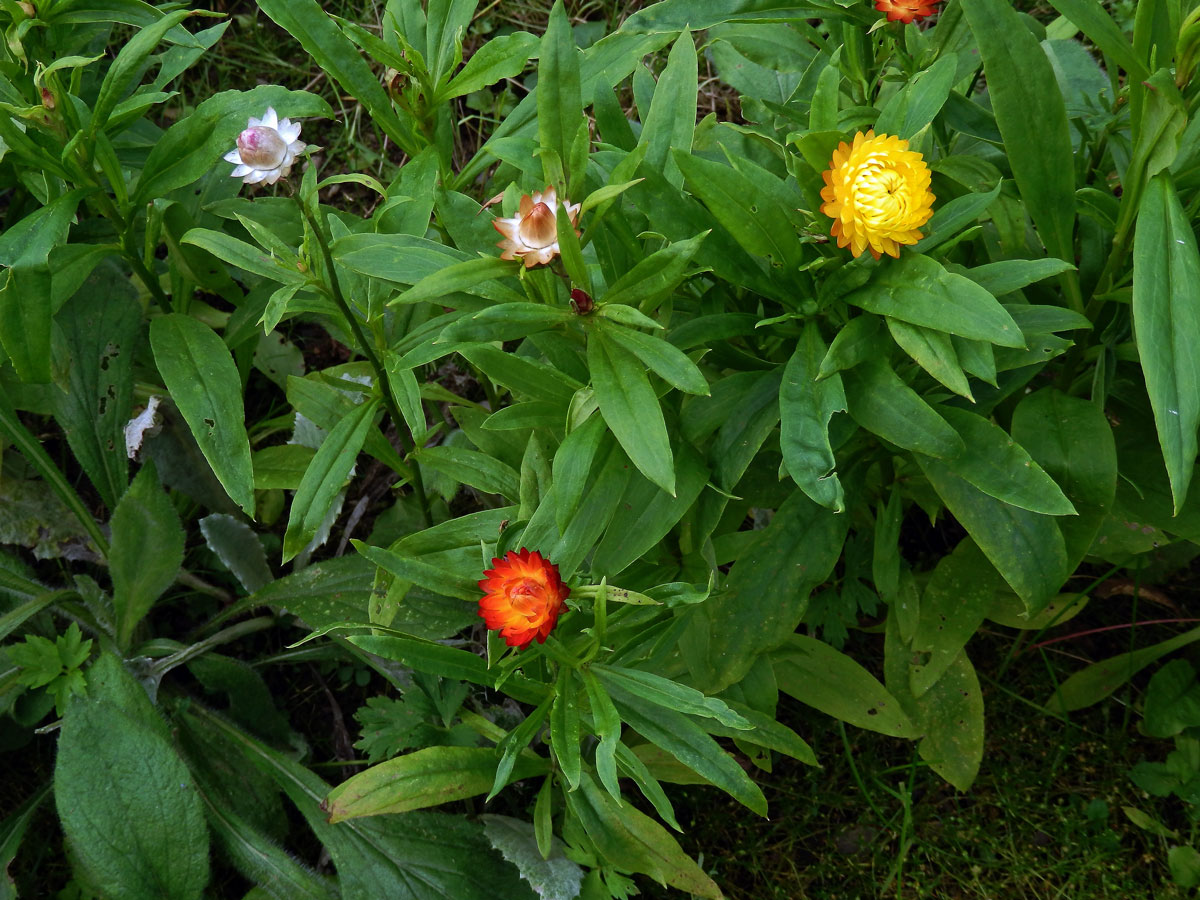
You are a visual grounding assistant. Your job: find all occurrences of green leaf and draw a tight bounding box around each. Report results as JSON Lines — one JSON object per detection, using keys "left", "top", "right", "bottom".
{"left": 109, "top": 463, "right": 185, "bottom": 649}
{"left": 1143, "top": 659, "right": 1200, "bottom": 739}
{"left": 905, "top": 539, "right": 1003, "bottom": 697}
{"left": 581, "top": 671, "right": 623, "bottom": 801}
{"left": 917, "top": 456, "right": 1069, "bottom": 614}
{"left": 601, "top": 232, "right": 709, "bottom": 312}
{"left": 700, "top": 490, "right": 848, "bottom": 691}
{"left": 392, "top": 257, "right": 523, "bottom": 305}
{"left": 136, "top": 86, "right": 332, "bottom": 204}
{"left": 588, "top": 329, "right": 675, "bottom": 494}
{"left": 1010, "top": 388, "right": 1116, "bottom": 568}
{"left": 461, "top": 344, "right": 582, "bottom": 405}
{"left": 886, "top": 319, "right": 973, "bottom": 400}
{"left": 565, "top": 774, "right": 722, "bottom": 899}
{"left": 179, "top": 706, "right": 538, "bottom": 900}
{"left": 937, "top": 407, "right": 1076, "bottom": 516}
{"left": 1044, "top": 0, "right": 1147, "bottom": 81}
{"left": 781, "top": 323, "right": 846, "bottom": 512}
{"left": 552, "top": 414, "right": 607, "bottom": 533}
{"left": 198, "top": 794, "right": 337, "bottom": 900}
{"left": 0, "top": 189, "right": 89, "bottom": 384}
{"left": 960, "top": 0, "right": 1076, "bottom": 262}
{"left": 1047, "top": 625, "right": 1200, "bottom": 713}
{"left": 874, "top": 53, "right": 958, "bottom": 139}
{"left": 964, "top": 258, "right": 1077, "bottom": 296}
{"left": 480, "top": 815, "right": 583, "bottom": 900}
{"left": 593, "top": 665, "right": 750, "bottom": 729}
{"left": 842, "top": 358, "right": 964, "bottom": 459}
{"left": 913, "top": 180, "right": 1002, "bottom": 254}
{"left": 846, "top": 254, "right": 1024, "bottom": 348}
{"left": 1133, "top": 173, "right": 1200, "bottom": 514}
{"left": 591, "top": 444, "right": 709, "bottom": 575}
{"left": 538, "top": 1, "right": 583, "bottom": 176}
{"left": 437, "top": 303, "right": 573, "bottom": 343}
{"left": 283, "top": 398, "right": 377, "bottom": 562}
{"left": 674, "top": 149, "right": 804, "bottom": 271}
{"left": 600, "top": 687, "right": 766, "bottom": 816}
{"left": 252, "top": 444, "right": 317, "bottom": 490}
{"left": 198, "top": 514, "right": 273, "bottom": 594}
{"left": 255, "top": 0, "right": 419, "bottom": 154}
{"left": 150, "top": 314, "right": 256, "bottom": 515}
{"left": 1170, "top": 846, "right": 1200, "bottom": 889}
{"left": 550, "top": 669, "right": 582, "bottom": 790}
{"left": 182, "top": 229, "right": 307, "bottom": 285}
{"left": 90, "top": 8, "right": 194, "bottom": 134}
{"left": 418, "top": 445, "right": 522, "bottom": 500}
{"left": 772, "top": 634, "right": 919, "bottom": 738}
{"left": 440, "top": 31, "right": 539, "bottom": 100}
{"left": 600, "top": 322, "right": 708, "bottom": 395}
{"left": 55, "top": 655, "right": 210, "bottom": 900}
{"left": 53, "top": 268, "right": 140, "bottom": 510}
{"left": 325, "top": 746, "right": 549, "bottom": 822}
{"left": 637, "top": 30, "right": 697, "bottom": 187}
{"left": 352, "top": 542, "right": 480, "bottom": 603}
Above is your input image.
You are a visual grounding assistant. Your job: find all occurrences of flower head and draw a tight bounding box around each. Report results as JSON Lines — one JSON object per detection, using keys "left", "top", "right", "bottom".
{"left": 820, "top": 130, "right": 935, "bottom": 260}
{"left": 223, "top": 107, "right": 305, "bottom": 185}
{"left": 874, "top": 0, "right": 940, "bottom": 23}
{"left": 478, "top": 548, "right": 570, "bottom": 649}
{"left": 492, "top": 186, "right": 581, "bottom": 268}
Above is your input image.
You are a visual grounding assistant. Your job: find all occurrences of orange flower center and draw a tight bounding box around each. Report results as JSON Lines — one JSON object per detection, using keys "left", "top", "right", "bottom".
{"left": 507, "top": 577, "right": 549, "bottom": 616}
{"left": 519, "top": 202, "right": 558, "bottom": 249}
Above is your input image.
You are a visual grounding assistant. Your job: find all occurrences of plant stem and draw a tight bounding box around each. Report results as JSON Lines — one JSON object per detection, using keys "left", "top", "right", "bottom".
{"left": 295, "top": 197, "right": 432, "bottom": 527}
{"left": 149, "top": 615, "right": 276, "bottom": 679}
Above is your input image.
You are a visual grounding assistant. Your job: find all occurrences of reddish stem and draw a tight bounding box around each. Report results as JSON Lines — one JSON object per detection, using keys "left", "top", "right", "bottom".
{"left": 1026, "top": 618, "right": 1200, "bottom": 654}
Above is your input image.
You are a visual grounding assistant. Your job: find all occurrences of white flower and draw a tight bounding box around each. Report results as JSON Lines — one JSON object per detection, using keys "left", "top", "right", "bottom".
{"left": 223, "top": 107, "right": 304, "bottom": 185}
{"left": 492, "top": 186, "right": 581, "bottom": 268}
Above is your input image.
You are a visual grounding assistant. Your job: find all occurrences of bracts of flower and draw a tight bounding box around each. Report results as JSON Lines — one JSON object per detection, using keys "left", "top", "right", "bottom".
{"left": 224, "top": 107, "right": 305, "bottom": 185}
{"left": 820, "top": 130, "right": 935, "bottom": 260}
{"left": 492, "top": 186, "right": 581, "bottom": 268}
{"left": 478, "top": 549, "right": 570, "bottom": 649}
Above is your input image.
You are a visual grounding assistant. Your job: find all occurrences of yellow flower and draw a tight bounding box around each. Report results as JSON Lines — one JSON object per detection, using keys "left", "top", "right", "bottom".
{"left": 492, "top": 186, "right": 581, "bottom": 268}
{"left": 820, "top": 130, "right": 935, "bottom": 260}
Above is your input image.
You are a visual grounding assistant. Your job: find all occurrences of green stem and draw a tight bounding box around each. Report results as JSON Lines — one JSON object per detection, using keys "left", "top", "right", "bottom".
{"left": 148, "top": 616, "right": 275, "bottom": 679}
{"left": 294, "top": 197, "right": 432, "bottom": 528}
{"left": 838, "top": 720, "right": 888, "bottom": 825}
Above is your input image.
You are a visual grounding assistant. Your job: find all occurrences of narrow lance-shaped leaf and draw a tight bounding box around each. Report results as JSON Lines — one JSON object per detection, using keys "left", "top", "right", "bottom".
{"left": 960, "top": 0, "right": 1075, "bottom": 263}
{"left": 587, "top": 328, "right": 675, "bottom": 495}
{"left": 1133, "top": 173, "right": 1200, "bottom": 514}
{"left": 150, "top": 314, "right": 256, "bottom": 515}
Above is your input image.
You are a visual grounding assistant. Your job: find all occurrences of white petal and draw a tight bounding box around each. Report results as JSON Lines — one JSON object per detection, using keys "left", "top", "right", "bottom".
{"left": 280, "top": 121, "right": 302, "bottom": 143}
{"left": 287, "top": 139, "right": 305, "bottom": 157}
{"left": 230, "top": 164, "right": 253, "bottom": 177}
{"left": 261, "top": 107, "right": 279, "bottom": 130}
{"left": 260, "top": 167, "right": 283, "bottom": 185}
{"left": 244, "top": 168, "right": 270, "bottom": 184}
{"left": 247, "top": 115, "right": 261, "bottom": 128}
{"left": 223, "top": 148, "right": 244, "bottom": 164}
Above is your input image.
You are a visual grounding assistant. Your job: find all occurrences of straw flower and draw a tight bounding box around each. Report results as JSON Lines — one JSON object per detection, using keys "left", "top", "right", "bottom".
{"left": 820, "top": 130, "right": 935, "bottom": 260}
{"left": 224, "top": 107, "right": 305, "bottom": 185}
{"left": 479, "top": 549, "right": 570, "bottom": 649}
{"left": 875, "top": 0, "right": 940, "bottom": 23}
{"left": 492, "top": 186, "right": 581, "bottom": 268}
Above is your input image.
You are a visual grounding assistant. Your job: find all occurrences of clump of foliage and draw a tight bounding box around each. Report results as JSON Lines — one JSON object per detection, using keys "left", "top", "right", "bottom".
{"left": 3, "top": 0, "right": 1200, "bottom": 897}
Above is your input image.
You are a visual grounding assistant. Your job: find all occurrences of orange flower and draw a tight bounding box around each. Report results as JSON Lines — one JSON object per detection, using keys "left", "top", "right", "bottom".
{"left": 478, "top": 549, "right": 570, "bottom": 649}
{"left": 820, "top": 130, "right": 935, "bottom": 260}
{"left": 874, "top": 0, "right": 940, "bottom": 22}
{"left": 492, "top": 186, "right": 581, "bottom": 268}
